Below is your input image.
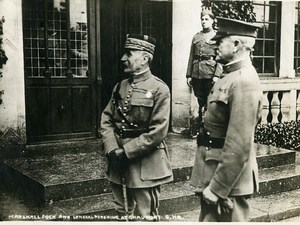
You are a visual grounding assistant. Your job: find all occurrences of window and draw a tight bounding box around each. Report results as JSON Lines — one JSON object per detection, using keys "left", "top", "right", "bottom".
{"left": 252, "top": 1, "right": 281, "bottom": 76}
{"left": 295, "top": 1, "right": 300, "bottom": 76}
{"left": 23, "top": 0, "right": 88, "bottom": 78}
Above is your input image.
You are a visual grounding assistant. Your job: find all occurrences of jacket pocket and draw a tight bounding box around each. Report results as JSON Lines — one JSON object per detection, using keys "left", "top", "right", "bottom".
{"left": 209, "top": 89, "right": 229, "bottom": 105}
{"left": 141, "top": 148, "right": 172, "bottom": 181}
{"left": 130, "top": 98, "right": 154, "bottom": 122}
{"left": 203, "top": 148, "right": 222, "bottom": 186}
{"left": 198, "top": 60, "right": 216, "bottom": 76}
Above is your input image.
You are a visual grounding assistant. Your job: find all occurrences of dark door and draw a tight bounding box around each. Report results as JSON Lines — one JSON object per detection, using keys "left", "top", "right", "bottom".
{"left": 100, "top": 0, "right": 172, "bottom": 111}
{"left": 23, "top": 0, "right": 98, "bottom": 143}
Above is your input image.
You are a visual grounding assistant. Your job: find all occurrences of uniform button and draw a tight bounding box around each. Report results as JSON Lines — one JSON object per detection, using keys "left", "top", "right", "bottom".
{"left": 122, "top": 120, "right": 125, "bottom": 123}
{"left": 209, "top": 140, "right": 212, "bottom": 144}
{"left": 131, "top": 84, "right": 135, "bottom": 88}
{"left": 123, "top": 107, "right": 127, "bottom": 110}
{"left": 124, "top": 100, "right": 128, "bottom": 104}
{"left": 123, "top": 113, "right": 127, "bottom": 116}
{"left": 205, "top": 147, "right": 209, "bottom": 150}
{"left": 127, "top": 95, "right": 130, "bottom": 98}
{"left": 128, "top": 89, "right": 132, "bottom": 93}
{"left": 121, "top": 125, "right": 125, "bottom": 129}
{"left": 206, "top": 131, "right": 210, "bottom": 136}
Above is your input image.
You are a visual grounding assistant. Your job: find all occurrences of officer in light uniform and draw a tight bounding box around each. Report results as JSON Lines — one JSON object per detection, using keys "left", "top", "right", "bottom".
{"left": 190, "top": 17, "right": 263, "bottom": 222}
{"left": 100, "top": 34, "right": 173, "bottom": 220}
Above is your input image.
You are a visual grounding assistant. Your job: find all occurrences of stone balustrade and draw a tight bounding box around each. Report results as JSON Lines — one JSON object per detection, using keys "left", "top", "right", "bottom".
{"left": 260, "top": 78, "right": 300, "bottom": 123}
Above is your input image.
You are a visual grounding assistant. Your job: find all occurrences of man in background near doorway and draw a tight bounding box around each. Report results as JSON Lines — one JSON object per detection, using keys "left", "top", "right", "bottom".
{"left": 100, "top": 34, "right": 173, "bottom": 221}
{"left": 186, "top": 9, "right": 223, "bottom": 138}
{"left": 190, "top": 17, "right": 262, "bottom": 222}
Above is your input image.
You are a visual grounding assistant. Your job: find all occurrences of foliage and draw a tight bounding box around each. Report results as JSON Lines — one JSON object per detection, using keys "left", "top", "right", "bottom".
{"left": 254, "top": 121, "right": 300, "bottom": 151}
{"left": 0, "top": 16, "right": 8, "bottom": 105}
{"left": 202, "top": 0, "right": 256, "bottom": 22}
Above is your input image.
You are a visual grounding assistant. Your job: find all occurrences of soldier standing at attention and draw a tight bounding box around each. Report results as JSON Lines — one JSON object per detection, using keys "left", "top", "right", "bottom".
{"left": 100, "top": 34, "right": 173, "bottom": 221}
{"left": 190, "top": 17, "right": 262, "bottom": 222}
{"left": 186, "top": 9, "right": 222, "bottom": 137}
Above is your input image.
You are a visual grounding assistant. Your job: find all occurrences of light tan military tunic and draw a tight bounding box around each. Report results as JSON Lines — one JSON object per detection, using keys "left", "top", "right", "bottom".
{"left": 190, "top": 59, "right": 263, "bottom": 198}
{"left": 101, "top": 69, "right": 173, "bottom": 188}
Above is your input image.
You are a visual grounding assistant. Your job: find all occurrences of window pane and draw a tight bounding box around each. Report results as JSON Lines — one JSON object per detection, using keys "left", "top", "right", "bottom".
{"left": 70, "top": 0, "right": 88, "bottom": 77}
{"left": 47, "top": 0, "right": 67, "bottom": 77}
{"left": 264, "top": 23, "right": 276, "bottom": 39}
{"left": 295, "top": 2, "right": 300, "bottom": 76}
{"left": 23, "top": 0, "right": 45, "bottom": 77}
{"left": 253, "top": 58, "right": 263, "bottom": 73}
{"left": 253, "top": 40, "right": 264, "bottom": 56}
{"left": 265, "top": 40, "right": 275, "bottom": 56}
{"left": 264, "top": 58, "right": 275, "bottom": 73}
{"left": 252, "top": 1, "right": 279, "bottom": 76}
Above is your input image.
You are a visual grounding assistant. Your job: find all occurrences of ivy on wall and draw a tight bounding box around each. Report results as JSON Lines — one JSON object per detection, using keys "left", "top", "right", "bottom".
{"left": 0, "top": 16, "right": 8, "bottom": 105}
{"left": 202, "top": 0, "right": 256, "bottom": 22}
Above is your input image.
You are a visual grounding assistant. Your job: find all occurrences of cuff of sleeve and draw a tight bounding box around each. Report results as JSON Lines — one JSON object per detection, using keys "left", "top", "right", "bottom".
{"left": 209, "top": 178, "right": 231, "bottom": 199}
{"left": 103, "top": 137, "right": 120, "bottom": 155}
{"left": 123, "top": 139, "right": 142, "bottom": 159}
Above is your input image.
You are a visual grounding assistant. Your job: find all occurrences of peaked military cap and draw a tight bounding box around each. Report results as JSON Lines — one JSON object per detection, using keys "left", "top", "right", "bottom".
{"left": 201, "top": 9, "right": 214, "bottom": 19}
{"left": 212, "top": 17, "right": 261, "bottom": 40}
{"left": 124, "top": 34, "right": 156, "bottom": 55}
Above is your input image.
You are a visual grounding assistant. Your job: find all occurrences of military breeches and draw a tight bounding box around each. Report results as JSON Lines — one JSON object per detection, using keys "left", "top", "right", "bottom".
{"left": 191, "top": 78, "right": 213, "bottom": 114}
{"left": 199, "top": 196, "right": 250, "bottom": 222}
{"left": 110, "top": 182, "right": 161, "bottom": 221}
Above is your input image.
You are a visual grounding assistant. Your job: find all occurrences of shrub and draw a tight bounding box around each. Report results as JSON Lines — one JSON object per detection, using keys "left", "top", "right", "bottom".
{"left": 254, "top": 121, "right": 300, "bottom": 150}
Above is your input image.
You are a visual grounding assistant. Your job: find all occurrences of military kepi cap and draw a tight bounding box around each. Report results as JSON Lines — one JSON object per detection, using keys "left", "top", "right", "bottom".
{"left": 124, "top": 34, "right": 156, "bottom": 55}
{"left": 212, "top": 17, "right": 261, "bottom": 40}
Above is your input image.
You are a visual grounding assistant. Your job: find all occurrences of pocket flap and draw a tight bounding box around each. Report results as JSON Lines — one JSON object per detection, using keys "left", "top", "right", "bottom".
{"left": 131, "top": 98, "right": 154, "bottom": 107}
{"left": 209, "top": 90, "right": 229, "bottom": 104}
{"left": 205, "top": 148, "right": 222, "bottom": 161}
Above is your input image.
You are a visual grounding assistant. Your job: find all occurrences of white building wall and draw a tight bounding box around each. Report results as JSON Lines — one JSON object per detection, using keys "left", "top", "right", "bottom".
{"left": 171, "top": 0, "right": 201, "bottom": 133}
{"left": 0, "top": 0, "right": 26, "bottom": 141}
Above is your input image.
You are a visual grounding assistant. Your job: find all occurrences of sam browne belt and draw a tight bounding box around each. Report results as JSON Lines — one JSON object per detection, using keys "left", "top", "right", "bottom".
{"left": 197, "top": 129, "right": 225, "bottom": 149}
{"left": 194, "top": 55, "right": 215, "bottom": 61}
{"left": 115, "top": 127, "right": 150, "bottom": 139}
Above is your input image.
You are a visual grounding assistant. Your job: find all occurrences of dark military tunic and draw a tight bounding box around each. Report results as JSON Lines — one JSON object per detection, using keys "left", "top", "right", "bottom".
{"left": 186, "top": 31, "right": 222, "bottom": 79}
{"left": 190, "top": 58, "right": 262, "bottom": 198}
{"left": 101, "top": 69, "right": 173, "bottom": 188}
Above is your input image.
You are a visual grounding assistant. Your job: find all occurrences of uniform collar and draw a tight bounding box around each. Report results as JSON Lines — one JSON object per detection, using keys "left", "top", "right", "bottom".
{"left": 130, "top": 68, "right": 152, "bottom": 84}
{"left": 222, "top": 58, "right": 252, "bottom": 75}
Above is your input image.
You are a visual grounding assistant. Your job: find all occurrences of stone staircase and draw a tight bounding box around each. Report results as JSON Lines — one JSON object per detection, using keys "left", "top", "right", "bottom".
{"left": 1, "top": 133, "right": 300, "bottom": 222}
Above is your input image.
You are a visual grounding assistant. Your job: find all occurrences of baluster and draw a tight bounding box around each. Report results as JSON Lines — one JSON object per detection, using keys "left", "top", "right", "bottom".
{"left": 270, "top": 91, "right": 280, "bottom": 123}
{"left": 297, "top": 91, "right": 300, "bottom": 121}
{"left": 261, "top": 91, "right": 269, "bottom": 124}
{"left": 280, "top": 91, "right": 290, "bottom": 123}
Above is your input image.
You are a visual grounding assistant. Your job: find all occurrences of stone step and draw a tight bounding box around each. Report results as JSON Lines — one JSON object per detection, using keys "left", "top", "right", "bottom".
{"left": 24, "top": 180, "right": 300, "bottom": 222}
{"left": 175, "top": 188, "right": 300, "bottom": 222}
{"left": 0, "top": 141, "right": 296, "bottom": 202}
{"left": 44, "top": 161, "right": 300, "bottom": 216}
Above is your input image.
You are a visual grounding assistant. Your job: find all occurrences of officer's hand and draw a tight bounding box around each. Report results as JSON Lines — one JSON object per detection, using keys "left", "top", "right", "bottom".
{"left": 186, "top": 77, "right": 192, "bottom": 87}
{"left": 108, "top": 148, "right": 127, "bottom": 161}
{"left": 202, "top": 187, "right": 219, "bottom": 205}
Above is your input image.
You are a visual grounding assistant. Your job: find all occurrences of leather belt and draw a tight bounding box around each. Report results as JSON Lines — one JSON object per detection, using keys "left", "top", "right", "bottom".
{"left": 197, "top": 129, "right": 225, "bottom": 149}
{"left": 115, "top": 127, "right": 149, "bottom": 139}
{"left": 194, "top": 55, "right": 215, "bottom": 61}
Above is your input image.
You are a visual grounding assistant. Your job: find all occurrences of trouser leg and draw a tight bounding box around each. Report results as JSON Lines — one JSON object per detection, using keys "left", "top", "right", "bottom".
{"left": 192, "top": 78, "right": 214, "bottom": 129}
{"left": 199, "top": 196, "right": 250, "bottom": 222}
{"left": 110, "top": 182, "right": 135, "bottom": 218}
{"left": 129, "top": 185, "right": 161, "bottom": 221}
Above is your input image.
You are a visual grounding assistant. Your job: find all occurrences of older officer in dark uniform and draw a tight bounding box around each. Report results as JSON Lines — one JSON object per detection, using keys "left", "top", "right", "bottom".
{"left": 190, "top": 17, "right": 262, "bottom": 222}
{"left": 100, "top": 34, "right": 173, "bottom": 220}
{"left": 186, "top": 9, "right": 223, "bottom": 137}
